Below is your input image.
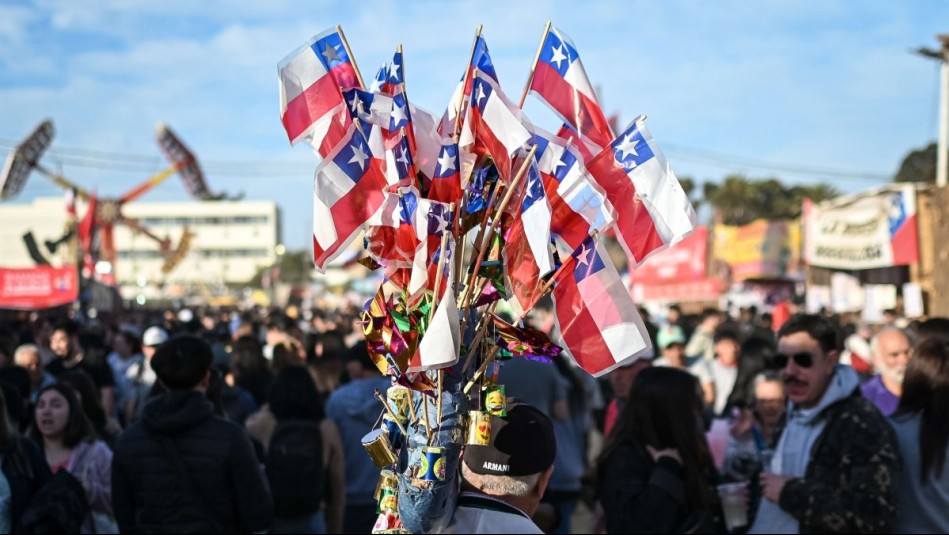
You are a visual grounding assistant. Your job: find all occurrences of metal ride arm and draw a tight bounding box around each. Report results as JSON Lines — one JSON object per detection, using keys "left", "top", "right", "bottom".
{"left": 120, "top": 216, "right": 172, "bottom": 254}
{"left": 32, "top": 163, "right": 94, "bottom": 200}
{"left": 120, "top": 163, "right": 181, "bottom": 203}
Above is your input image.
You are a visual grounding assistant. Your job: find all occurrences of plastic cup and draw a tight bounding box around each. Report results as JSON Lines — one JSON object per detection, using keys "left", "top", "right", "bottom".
{"left": 716, "top": 482, "right": 748, "bottom": 532}
{"left": 759, "top": 449, "right": 775, "bottom": 473}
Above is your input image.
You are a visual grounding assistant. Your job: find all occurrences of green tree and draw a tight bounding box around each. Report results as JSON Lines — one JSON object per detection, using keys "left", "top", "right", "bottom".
{"left": 894, "top": 142, "right": 944, "bottom": 183}
{"left": 703, "top": 174, "right": 838, "bottom": 225}
{"left": 247, "top": 250, "right": 310, "bottom": 287}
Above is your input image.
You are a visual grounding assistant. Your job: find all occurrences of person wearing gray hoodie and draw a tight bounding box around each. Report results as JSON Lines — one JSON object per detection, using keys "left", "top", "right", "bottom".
{"left": 749, "top": 315, "right": 901, "bottom": 534}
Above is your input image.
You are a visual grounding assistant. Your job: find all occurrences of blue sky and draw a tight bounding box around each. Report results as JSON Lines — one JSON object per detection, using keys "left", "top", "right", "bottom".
{"left": 1, "top": 1, "right": 947, "bottom": 249}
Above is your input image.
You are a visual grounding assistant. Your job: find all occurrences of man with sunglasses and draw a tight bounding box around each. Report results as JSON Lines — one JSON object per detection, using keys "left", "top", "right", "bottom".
{"left": 749, "top": 314, "right": 901, "bottom": 534}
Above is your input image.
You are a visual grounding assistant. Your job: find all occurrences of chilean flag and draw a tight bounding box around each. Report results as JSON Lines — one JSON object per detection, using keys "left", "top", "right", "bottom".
{"left": 441, "top": 34, "right": 499, "bottom": 136}
{"left": 586, "top": 119, "right": 696, "bottom": 267}
{"left": 529, "top": 25, "right": 613, "bottom": 148}
{"left": 366, "top": 187, "right": 421, "bottom": 267}
{"left": 427, "top": 141, "right": 462, "bottom": 204}
{"left": 462, "top": 72, "right": 531, "bottom": 181}
{"left": 279, "top": 28, "right": 361, "bottom": 152}
{"left": 531, "top": 128, "right": 614, "bottom": 249}
{"left": 553, "top": 236, "right": 653, "bottom": 377}
{"left": 409, "top": 199, "right": 455, "bottom": 302}
{"left": 408, "top": 236, "right": 459, "bottom": 373}
{"left": 503, "top": 156, "right": 554, "bottom": 317}
{"left": 312, "top": 124, "right": 387, "bottom": 270}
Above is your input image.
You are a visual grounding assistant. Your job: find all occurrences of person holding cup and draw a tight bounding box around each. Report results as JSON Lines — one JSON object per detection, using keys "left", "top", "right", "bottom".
{"left": 749, "top": 315, "right": 901, "bottom": 534}
{"left": 596, "top": 367, "right": 724, "bottom": 533}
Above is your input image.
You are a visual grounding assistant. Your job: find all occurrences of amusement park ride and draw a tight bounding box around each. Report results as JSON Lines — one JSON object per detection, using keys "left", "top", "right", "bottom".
{"left": 0, "top": 120, "right": 233, "bottom": 284}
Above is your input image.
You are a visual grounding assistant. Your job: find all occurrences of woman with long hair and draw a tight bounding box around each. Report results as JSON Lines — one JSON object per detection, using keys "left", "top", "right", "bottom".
{"left": 230, "top": 336, "right": 274, "bottom": 407}
{"left": 891, "top": 337, "right": 949, "bottom": 533}
{"left": 56, "top": 370, "right": 117, "bottom": 447}
{"left": 597, "top": 366, "right": 722, "bottom": 533}
{"left": 265, "top": 365, "right": 345, "bottom": 534}
{"left": 0, "top": 387, "right": 51, "bottom": 531}
{"left": 29, "top": 383, "right": 117, "bottom": 533}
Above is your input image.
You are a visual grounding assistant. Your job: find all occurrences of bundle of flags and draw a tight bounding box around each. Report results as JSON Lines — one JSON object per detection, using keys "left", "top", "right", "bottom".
{"left": 277, "top": 23, "right": 696, "bottom": 378}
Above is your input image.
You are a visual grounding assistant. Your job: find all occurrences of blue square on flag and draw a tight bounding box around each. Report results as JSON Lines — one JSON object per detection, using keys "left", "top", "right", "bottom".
{"left": 572, "top": 238, "right": 605, "bottom": 282}
{"left": 539, "top": 30, "right": 578, "bottom": 77}
{"left": 434, "top": 145, "right": 458, "bottom": 178}
{"left": 332, "top": 135, "right": 372, "bottom": 181}
{"left": 522, "top": 165, "right": 545, "bottom": 211}
{"left": 611, "top": 127, "right": 655, "bottom": 171}
{"left": 472, "top": 78, "right": 493, "bottom": 113}
{"left": 426, "top": 203, "right": 453, "bottom": 236}
{"left": 312, "top": 33, "right": 349, "bottom": 70}
{"left": 551, "top": 147, "right": 579, "bottom": 183}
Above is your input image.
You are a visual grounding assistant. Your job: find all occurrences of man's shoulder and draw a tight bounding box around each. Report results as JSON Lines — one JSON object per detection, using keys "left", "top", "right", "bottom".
{"left": 821, "top": 392, "right": 895, "bottom": 441}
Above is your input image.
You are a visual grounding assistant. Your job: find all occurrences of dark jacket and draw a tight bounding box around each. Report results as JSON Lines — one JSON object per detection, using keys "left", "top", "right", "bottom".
{"left": 597, "top": 440, "right": 722, "bottom": 534}
{"left": 774, "top": 391, "right": 901, "bottom": 534}
{"left": 2, "top": 437, "right": 52, "bottom": 531}
{"left": 111, "top": 390, "right": 273, "bottom": 534}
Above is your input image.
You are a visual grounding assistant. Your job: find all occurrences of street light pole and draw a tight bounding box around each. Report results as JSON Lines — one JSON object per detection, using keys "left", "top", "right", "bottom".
{"left": 938, "top": 35, "right": 949, "bottom": 187}
{"left": 915, "top": 34, "right": 949, "bottom": 187}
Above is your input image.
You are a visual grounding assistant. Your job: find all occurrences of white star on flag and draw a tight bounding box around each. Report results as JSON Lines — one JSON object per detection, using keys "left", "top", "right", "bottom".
{"left": 322, "top": 44, "right": 342, "bottom": 63}
{"left": 396, "top": 149, "right": 410, "bottom": 169}
{"left": 551, "top": 153, "right": 568, "bottom": 176}
{"left": 614, "top": 134, "right": 640, "bottom": 161}
{"left": 550, "top": 43, "right": 568, "bottom": 70}
{"left": 475, "top": 83, "right": 488, "bottom": 107}
{"left": 434, "top": 209, "right": 450, "bottom": 234}
{"left": 576, "top": 242, "right": 592, "bottom": 268}
{"left": 436, "top": 148, "right": 456, "bottom": 174}
{"left": 389, "top": 62, "right": 401, "bottom": 81}
{"left": 390, "top": 103, "right": 407, "bottom": 125}
{"left": 349, "top": 143, "right": 369, "bottom": 170}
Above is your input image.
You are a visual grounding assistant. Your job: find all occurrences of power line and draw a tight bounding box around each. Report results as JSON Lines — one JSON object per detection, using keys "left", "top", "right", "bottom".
{"left": 663, "top": 143, "right": 891, "bottom": 182}
{"left": 1, "top": 136, "right": 897, "bottom": 182}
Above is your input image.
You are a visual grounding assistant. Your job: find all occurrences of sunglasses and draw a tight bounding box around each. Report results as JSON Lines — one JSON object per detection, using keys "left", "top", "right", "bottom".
{"left": 775, "top": 351, "right": 814, "bottom": 369}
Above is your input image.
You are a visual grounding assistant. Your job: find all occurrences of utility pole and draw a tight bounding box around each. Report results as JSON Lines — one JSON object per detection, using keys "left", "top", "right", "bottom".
{"left": 916, "top": 35, "right": 949, "bottom": 187}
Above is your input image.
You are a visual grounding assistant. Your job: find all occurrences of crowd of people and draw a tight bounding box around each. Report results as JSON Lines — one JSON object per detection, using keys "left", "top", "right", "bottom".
{"left": 0, "top": 300, "right": 945, "bottom": 534}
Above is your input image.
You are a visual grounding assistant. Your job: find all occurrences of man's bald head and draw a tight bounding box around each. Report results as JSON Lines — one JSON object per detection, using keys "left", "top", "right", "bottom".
{"left": 871, "top": 328, "right": 913, "bottom": 388}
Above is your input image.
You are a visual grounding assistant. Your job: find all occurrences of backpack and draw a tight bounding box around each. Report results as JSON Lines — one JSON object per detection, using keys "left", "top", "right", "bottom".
{"left": 18, "top": 469, "right": 89, "bottom": 534}
{"left": 266, "top": 420, "right": 325, "bottom": 517}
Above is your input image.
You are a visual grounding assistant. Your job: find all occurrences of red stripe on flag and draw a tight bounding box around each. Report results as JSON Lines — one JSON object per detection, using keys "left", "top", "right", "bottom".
{"left": 468, "top": 106, "right": 514, "bottom": 181}
{"left": 504, "top": 217, "right": 543, "bottom": 314}
{"left": 314, "top": 161, "right": 387, "bottom": 268}
{"left": 531, "top": 62, "right": 613, "bottom": 148}
{"left": 282, "top": 74, "right": 345, "bottom": 142}
{"left": 330, "top": 63, "right": 360, "bottom": 92}
{"left": 554, "top": 277, "right": 617, "bottom": 375}
{"left": 587, "top": 154, "right": 663, "bottom": 264}
{"left": 540, "top": 173, "right": 590, "bottom": 250}
{"left": 891, "top": 214, "right": 919, "bottom": 265}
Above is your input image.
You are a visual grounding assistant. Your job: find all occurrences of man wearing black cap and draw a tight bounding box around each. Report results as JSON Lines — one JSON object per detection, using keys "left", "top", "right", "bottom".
{"left": 437, "top": 403, "right": 556, "bottom": 534}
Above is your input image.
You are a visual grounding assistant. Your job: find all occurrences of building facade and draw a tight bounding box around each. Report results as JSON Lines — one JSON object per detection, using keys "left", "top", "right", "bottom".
{"left": 0, "top": 196, "right": 280, "bottom": 291}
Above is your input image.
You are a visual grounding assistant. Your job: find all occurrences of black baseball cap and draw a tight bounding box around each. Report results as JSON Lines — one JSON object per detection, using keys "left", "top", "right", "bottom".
{"left": 463, "top": 403, "right": 556, "bottom": 477}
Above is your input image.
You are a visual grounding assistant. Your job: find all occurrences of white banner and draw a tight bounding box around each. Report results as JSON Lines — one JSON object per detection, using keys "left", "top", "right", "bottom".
{"left": 804, "top": 185, "right": 918, "bottom": 270}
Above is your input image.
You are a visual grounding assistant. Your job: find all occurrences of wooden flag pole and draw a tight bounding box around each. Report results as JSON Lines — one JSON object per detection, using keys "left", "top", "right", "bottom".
{"left": 453, "top": 25, "right": 484, "bottom": 138}
{"left": 460, "top": 145, "right": 539, "bottom": 310}
{"left": 463, "top": 345, "right": 502, "bottom": 395}
{"left": 336, "top": 25, "right": 366, "bottom": 89}
{"left": 374, "top": 389, "right": 408, "bottom": 436}
{"left": 518, "top": 21, "right": 552, "bottom": 109}
{"left": 422, "top": 389, "right": 433, "bottom": 441}
{"left": 460, "top": 300, "right": 499, "bottom": 373}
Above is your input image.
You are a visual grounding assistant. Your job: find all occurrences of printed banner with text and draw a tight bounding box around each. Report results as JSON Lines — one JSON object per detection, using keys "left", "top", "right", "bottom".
{"left": 0, "top": 266, "right": 78, "bottom": 310}
{"left": 804, "top": 185, "right": 918, "bottom": 270}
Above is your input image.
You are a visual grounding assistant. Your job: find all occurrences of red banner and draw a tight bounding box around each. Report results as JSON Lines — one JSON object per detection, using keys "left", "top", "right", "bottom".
{"left": 631, "top": 226, "right": 708, "bottom": 285}
{"left": 0, "top": 266, "right": 78, "bottom": 310}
